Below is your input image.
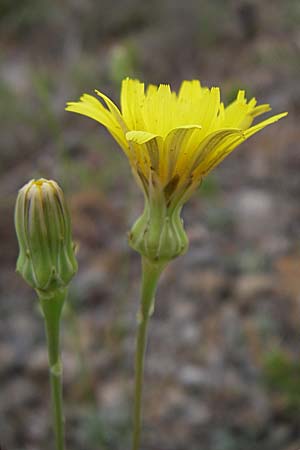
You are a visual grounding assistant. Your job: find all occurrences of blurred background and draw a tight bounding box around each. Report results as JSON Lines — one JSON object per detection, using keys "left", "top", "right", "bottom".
{"left": 0, "top": 0, "right": 299, "bottom": 449}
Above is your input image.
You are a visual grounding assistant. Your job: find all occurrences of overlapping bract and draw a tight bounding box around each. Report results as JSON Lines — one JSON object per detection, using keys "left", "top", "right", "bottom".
{"left": 66, "top": 78, "right": 287, "bottom": 207}
{"left": 15, "top": 179, "right": 78, "bottom": 292}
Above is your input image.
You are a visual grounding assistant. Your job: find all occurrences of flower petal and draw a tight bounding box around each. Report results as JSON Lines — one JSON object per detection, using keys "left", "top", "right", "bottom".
{"left": 143, "top": 83, "right": 177, "bottom": 137}
{"left": 177, "top": 85, "right": 221, "bottom": 134}
{"left": 126, "top": 130, "right": 163, "bottom": 176}
{"left": 66, "top": 94, "right": 116, "bottom": 129}
{"left": 222, "top": 90, "right": 273, "bottom": 130}
{"left": 191, "top": 130, "right": 244, "bottom": 180}
{"left": 193, "top": 111, "right": 288, "bottom": 180}
{"left": 243, "top": 111, "right": 288, "bottom": 138}
{"left": 66, "top": 94, "right": 129, "bottom": 153}
{"left": 178, "top": 80, "right": 203, "bottom": 100}
{"left": 121, "top": 78, "right": 146, "bottom": 129}
{"left": 95, "top": 89, "right": 128, "bottom": 133}
{"left": 191, "top": 128, "right": 243, "bottom": 173}
{"left": 172, "top": 128, "right": 243, "bottom": 204}
{"left": 163, "top": 125, "right": 202, "bottom": 182}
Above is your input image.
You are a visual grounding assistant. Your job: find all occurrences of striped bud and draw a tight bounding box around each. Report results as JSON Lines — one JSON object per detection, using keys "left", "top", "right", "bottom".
{"left": 15, "top": 179, "right": 78, "bottom": 294}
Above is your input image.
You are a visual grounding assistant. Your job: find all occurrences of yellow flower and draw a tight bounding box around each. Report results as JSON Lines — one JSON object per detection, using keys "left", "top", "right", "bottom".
{"left": 66, "top": 78, "right": 286, "bottom": 206}
{"left": 66, "top": 78, "right": 287, "bottom": 262}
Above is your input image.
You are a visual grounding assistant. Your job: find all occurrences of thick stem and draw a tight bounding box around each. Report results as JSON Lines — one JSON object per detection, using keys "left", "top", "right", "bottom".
{"left": 132, "top": 257, "right": 165, "bottom": 450}
{"left": 39, "top": 288, "right": 66, "bottom": 450}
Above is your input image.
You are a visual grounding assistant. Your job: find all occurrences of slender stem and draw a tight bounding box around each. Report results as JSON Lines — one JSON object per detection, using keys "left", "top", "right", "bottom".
{"left": 132, "top": 309, "right": 150, "bottom": 450}
{"left": 39, "top": 288, "right": 67, "bottom": 450}
{"left": 132, "top": 257, "right": 165, "bottom": 450}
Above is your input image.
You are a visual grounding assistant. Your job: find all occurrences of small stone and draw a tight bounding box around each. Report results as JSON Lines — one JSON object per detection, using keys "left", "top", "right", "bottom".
{"left": 182, "top": 269, "right": 227, "bottom": 298}
{"left": 184, "top": 399, "right": 211, "bottom": 425}
{"left": 178, "top": 365, "right": 212, "bottom": 389}
{"left": 27, "top": 347, "right": 48, "bottom": 376}
{"left": 0, "top": 343, "right": 17, "bottom": 373}
{"left": 187, "top": 224, "right": 210, "bottom": 244}
{"left": 186, "top": 243, "right": 219, "bottom": 268}
{"left": 2, "top": 378, "right": 37, "bottom": 410}
{"left": 26, "top": 409, "right": 49, "bottom": 441}
{"left": 173, "top": 300, "right": 198, "bottom": 320}
{"left": 234, "top": 274, "right": 275, "bottom": 304}
{"left": 97, "top": 378, "right": 128, "bottom": 411}
{"left": 233, "top": 189, "right": 276, "bottom": 239}
{"left": 179, "top": 324, "right": 201, "bottom": 345}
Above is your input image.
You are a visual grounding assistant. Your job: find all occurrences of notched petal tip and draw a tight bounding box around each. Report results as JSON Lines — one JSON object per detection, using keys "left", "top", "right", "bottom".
{"left": 65, "top": 101, "right": 77, "bottom": 110}
{"left": 94, "top": 89, "right": 109, "bottom": 101}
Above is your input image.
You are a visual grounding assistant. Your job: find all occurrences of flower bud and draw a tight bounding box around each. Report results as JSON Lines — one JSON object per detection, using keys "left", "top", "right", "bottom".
{"left": 15, "top": 179, "right": 78, "bottom": 294}
{"left": 128, "top": 187, "right": 189, "bottom": 263}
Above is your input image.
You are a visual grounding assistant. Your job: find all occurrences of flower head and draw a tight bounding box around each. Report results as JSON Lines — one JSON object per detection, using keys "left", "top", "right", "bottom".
{"left": 15, "top": 179, "right": 78, "bottom": 293}
{"left": 67, "top": 79, "right": 286, "bottom": 204}
{"left": 66, "top": 78, "right": 287, "bottom": 262}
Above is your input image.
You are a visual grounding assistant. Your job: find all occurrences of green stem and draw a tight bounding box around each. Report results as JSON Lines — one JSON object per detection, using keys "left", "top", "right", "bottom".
{"left": 39, "top": 288, "right": 67, "bottom": 450}
{"left": 132, "top": 257, "right": 165, "bottom": 450}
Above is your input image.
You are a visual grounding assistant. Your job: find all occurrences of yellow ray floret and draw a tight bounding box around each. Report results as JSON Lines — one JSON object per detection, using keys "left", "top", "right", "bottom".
{"left": 66, "top": 78, "right": 287, "bottom": 205}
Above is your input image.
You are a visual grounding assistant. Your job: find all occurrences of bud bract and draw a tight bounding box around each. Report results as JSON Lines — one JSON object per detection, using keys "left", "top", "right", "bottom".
{"left": 128, "top": 184, "right": 189, "bottom": 264}
{"left": 15, "top": 179, "right": 78, "bottom": 293}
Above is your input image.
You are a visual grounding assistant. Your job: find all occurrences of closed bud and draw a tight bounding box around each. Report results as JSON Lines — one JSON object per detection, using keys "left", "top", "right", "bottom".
{"left": 15, "top": 179, "right": 78, "bottom": 294}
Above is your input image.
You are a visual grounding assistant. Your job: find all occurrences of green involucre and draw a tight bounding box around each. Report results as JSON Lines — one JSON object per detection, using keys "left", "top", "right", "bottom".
{"left": 15, "top": 179, "right": 78, "bottom": 293}
{"left": 129, "top": 185, "right": 189, "bottom": 263}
